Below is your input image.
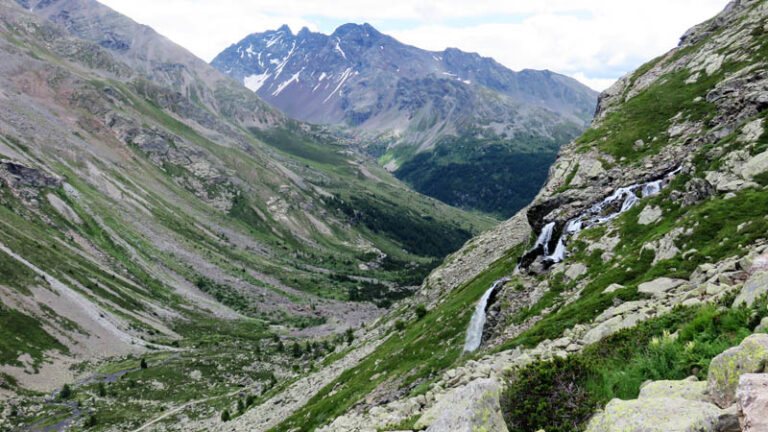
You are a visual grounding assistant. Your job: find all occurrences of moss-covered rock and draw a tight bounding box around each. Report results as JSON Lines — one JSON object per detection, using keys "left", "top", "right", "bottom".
{"left": 585, "top": 397, "right": 722, "bottom": 432}
{"left": 707, "top": 333, "right": 768, "bottom": 408}
{"left": 638, "top": 378, "right": 708, "bottom": 402}
{"left": 415, "top": 378, "right": 508, "bottom": 432}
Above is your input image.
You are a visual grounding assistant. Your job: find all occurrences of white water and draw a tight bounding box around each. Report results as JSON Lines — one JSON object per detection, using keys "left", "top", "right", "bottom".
{"left": 534, "top": 222, "right": 556, "bottom": 255}
{"left": 463, "top": 278, "right": 509, "bottom": 352}
{"left": 538, "top": 167, "right": 681, "bottom": 265}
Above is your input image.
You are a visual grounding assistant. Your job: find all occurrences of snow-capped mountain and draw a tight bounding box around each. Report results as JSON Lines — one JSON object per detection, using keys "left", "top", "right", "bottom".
{"left": 213, "top": 23, "right": 596, "bottom": 129}
{"left": 212, "top": 23, "right": 599, "bottom": 217}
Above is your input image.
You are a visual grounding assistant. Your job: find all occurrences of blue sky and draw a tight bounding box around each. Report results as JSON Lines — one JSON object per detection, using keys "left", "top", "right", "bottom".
{"left": 99, "top": 0, "right": 729, "bottom": 91}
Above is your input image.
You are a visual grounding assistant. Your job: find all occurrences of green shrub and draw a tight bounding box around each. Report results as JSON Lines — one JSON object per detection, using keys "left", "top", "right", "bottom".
{"left": 415, "top": 304, "right": 428, "bottom": 319}
{"left": 221, "top": 409, "right": 230, "bottom": 422}
{"left": 501, "top": 299, "right": 768, "bottom": 431}
{"left": 502, "top": 356, "right": 596, "bottom": 432}
{"left": 394, "top": 320, "right": 406, "bottom": 331}
{"left": 84, "top": 415, "right": 98, "bottom": 428}
{"left": 59, "top": 383, "right": 72, "bottom": 400}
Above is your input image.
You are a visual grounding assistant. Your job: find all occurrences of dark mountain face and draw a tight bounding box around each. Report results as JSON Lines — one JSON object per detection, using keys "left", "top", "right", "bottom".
{"left": 212, "top": 24, "right": 599, "bottom": 217}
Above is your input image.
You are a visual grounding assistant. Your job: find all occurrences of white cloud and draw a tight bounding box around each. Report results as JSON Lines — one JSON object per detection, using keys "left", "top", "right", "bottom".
{"left": 98, "top": 0, "right": 729, "bottom": 90}
{"left": 569, "top": 73, "right": 616, "bottom": 92}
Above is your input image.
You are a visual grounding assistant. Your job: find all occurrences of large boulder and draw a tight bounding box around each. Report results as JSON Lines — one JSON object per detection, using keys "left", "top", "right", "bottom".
{"left": 638, "top": 278, "right": 687, "bottom": 298}
{"left": 415, "top": 378, "right": 508, "bottom": 432}
{"left": 585, "top": 397, "right": 723, "bottom": 432}
{"left": 732, "top": 271, "right": 768, "bottom": 307}
{"left": 638, "top": 378, "right": 708, "bottom": 402}
{"left": 638, "top": 205, "right": 663, "bottom": 225}
{"left": 708, "top": 333, "right": 768, "bottom": 408}
{"left": 736, "top": 373, "right": 768, "bottom": 432}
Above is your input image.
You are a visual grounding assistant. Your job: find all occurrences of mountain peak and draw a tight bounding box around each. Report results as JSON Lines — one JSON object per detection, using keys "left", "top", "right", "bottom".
{"left": 331, "top": 22, "right": 380, "bottom": 39}
{"left": 276, "top": 24, "right": 293, "bottom": 35}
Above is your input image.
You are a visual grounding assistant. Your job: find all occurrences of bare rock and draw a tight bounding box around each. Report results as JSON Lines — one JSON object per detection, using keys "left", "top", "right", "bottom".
{"left": 732, "top": 271, "right": 768, "bottom": 307}
{"left": 737, "top": 373, "right": 768, "bottom": 432}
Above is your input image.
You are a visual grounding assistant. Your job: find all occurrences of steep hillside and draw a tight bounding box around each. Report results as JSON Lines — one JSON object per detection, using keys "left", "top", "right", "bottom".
{"left": 210, "top": 1, "right": 768, "bottom": 431}
{"left": 0, "top": 0, "right": 496, "bottom": 428}
{"left": 212, "top": 24, "right": 598, "bottom": 217}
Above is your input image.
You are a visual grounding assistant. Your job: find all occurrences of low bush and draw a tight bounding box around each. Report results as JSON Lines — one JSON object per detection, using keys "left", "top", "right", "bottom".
{"left": 502, "top": 298, "right": 768, "bottom": 431}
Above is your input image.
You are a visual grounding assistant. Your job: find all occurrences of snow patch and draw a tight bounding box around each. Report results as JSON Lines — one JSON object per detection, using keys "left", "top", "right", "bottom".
{"left": 244, "top": 73, "right": 270, "bottom": 92}
{"left": 266, "top": 34, "right": 283, "bottom": 48}
{"left": 323, "top": 68, "right": 353, "bottom": 103}
{"left": 335, "top": 39, "right": 347, "bottom": 59}
{"left": 273, "top": 41, "right": 296, "bottom": 79}
{"left": 272, "top": 70, "right": 302, "bottom": 96}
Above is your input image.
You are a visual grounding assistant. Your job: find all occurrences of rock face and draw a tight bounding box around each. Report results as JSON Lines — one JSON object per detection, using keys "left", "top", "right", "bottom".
{"left": 708, "top": 334, "right": 768, "bottom": 408}
{"left": 737, "top": 373, "right": 768, "bottom": 432}
{"left": 0, "top": 160, "right": 62, "bottom": 189}
{"left": 415, "top": 378, "right": 508, "bottom": 432}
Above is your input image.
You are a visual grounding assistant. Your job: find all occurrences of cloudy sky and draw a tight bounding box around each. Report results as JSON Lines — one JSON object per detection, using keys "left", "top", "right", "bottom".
{"left": 99, "top": 0, "right": 728, "bottom": 91}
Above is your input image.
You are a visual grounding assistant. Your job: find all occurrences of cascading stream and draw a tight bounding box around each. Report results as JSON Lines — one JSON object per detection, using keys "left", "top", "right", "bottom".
{"left": 464, "top": 166, "right": 682, "bottom": 352}
{"left": 527, "top": 166, "right": 682, "bottom": 267}
{"left": 463, "top": 277, "right": 509, "bottom": 352}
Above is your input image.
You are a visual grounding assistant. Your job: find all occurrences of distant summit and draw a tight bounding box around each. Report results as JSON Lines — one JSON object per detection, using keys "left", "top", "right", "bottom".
{"left": 212, "top": 23, "right": 599, "bottom": 216}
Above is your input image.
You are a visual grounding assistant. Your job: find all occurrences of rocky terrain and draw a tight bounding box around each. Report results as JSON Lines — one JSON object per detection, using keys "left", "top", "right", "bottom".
{"left": 212, "top": 24, "right": 598, "bottom": 216}
{"left": 204, "top": 0, "right": 768, "bottom": 431}
{"left": 4, "top": 0, "right": 768, "bottom": 431}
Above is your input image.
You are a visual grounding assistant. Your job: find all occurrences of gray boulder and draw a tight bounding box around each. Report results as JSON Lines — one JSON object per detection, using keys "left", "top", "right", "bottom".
{"left": 638, "top": 379, "right": 708, "bottom": 402}
{"left": 585, "top": 397, "right": 723, "bottom": 432}
{"left": 415, "top": 378, "right": 508, "bottom": 432}
{"left": 736, "top": 373, "right": 768, "bottom": 432}
{"left": 708, "top": 333, "right": 768, "bottom": 408}
{"left": 732, "top": 271, "right": 768, "bottom": 307}
{"left": 638, "top": 205, "right": 663, "bottom": 225}
{"left": 638, "top": 278, "right": 687, "bottom": 297}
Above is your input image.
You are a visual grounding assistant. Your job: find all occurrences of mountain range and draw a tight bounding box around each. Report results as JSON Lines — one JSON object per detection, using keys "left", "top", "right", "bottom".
{"left": 212, "top": 24, "right": 599, "bottom": 216}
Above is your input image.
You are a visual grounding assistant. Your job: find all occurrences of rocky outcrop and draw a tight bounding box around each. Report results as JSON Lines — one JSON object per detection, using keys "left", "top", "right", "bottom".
{"left": 420, "top": 209, "right": 531, "bottom": 305}
{"left": 708, "top": 334, "right": 768, "bottom": 408}
{"left": 0, "top": 160, "right": 61, "bottom": 189}
{"left": 737, "top": 373, "right": 768, "bottom": 432}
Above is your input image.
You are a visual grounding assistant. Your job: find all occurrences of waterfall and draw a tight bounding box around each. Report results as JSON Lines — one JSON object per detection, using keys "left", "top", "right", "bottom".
{"left": 642, "top": 180, "right": 662, "bottom": 197}
{"left": 534, "top": 222, "right": 556, "bottom": 255}
{"left": 533, "top": 166, "right": 681, "bottom": 266}
{"left": 463, "top": 278, "right": 509, "bottom": 352}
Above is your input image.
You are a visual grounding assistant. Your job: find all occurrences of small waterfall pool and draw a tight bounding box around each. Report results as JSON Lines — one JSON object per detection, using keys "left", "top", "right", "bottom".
{"left": 463, "top": 277, "right": 509, "bottom": 352}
